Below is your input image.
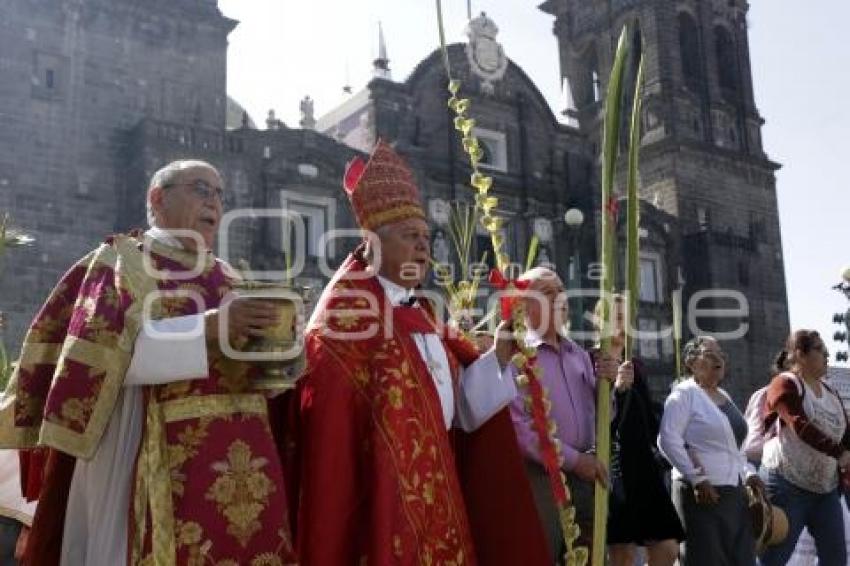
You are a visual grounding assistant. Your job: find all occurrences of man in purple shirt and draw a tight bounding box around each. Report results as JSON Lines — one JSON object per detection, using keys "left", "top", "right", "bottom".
{"left": 507, "top": 267, "right": 630, "bottom": 562}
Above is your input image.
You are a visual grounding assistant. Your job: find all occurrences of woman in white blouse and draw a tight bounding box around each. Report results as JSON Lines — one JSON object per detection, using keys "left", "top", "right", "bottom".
{"left": 658, "top": 336, "right": 764, "bottom": 565}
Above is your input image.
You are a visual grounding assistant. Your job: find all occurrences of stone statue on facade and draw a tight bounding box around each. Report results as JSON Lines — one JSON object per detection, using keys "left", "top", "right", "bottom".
{"left": 300, "top": 96, "right": 316, "bottom": 130}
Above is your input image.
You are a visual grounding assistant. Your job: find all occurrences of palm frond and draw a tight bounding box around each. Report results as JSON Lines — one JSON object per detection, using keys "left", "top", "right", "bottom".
{"left": 525, "top": 235, "right": 540, "bottom": 272}
{"left": 624, "top": 55, "right": 645, "bottom": 359}
{"left": 0, "top": 213, "right": 35, "bottom": 274}
{"left": 0, "top": 213, "right": 34, "bottom": 389}
{"left": 0, "top": 341, "right": 11, "bottom": 391}
{"left": 593, "top": 25, "right": 631, "bottom": 566}
{"left": 447, "top": 203, "right": 479, "bottom": 275}
{"left": 2, "top": 230, "right": 35, "bottom": 248}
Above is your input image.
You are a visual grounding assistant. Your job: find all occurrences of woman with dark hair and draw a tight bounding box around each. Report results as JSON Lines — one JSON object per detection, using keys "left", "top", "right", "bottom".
{"left": 758, "top": 330, "right": 850, "bottom": 566}
{"left": 658, "top": 336, "right": 762, "bottom": 566}
{"left": 592, "top": 296, "right": 684, "bottom": 566}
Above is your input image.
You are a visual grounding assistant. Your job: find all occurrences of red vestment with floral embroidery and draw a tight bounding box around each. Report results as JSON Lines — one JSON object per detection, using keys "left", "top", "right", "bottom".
{"left": 1, "top": 234, "right": 296, "bottom": 565}
{"left": 284, "top": 247, "right": 549, "bottom": 565}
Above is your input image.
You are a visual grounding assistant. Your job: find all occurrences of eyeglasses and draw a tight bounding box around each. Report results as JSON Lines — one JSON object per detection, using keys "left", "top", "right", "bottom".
{"left": 164, "top": 179, "right": 224, "bottom": 202}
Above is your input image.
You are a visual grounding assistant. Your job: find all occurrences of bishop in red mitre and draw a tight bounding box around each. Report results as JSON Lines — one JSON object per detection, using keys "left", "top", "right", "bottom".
{"left": 285, "top": 141, "right": 550, "bottom": 564}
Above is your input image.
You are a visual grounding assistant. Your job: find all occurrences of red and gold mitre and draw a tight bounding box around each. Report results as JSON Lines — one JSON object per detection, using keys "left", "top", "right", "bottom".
{"left": 343, "top": 140, "right": 426, "bottom": 231}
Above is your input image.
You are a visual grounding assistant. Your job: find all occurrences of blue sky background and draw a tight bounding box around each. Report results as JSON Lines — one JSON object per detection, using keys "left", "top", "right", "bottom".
{"left": 219, "top": 0, "right": 849, "bottom": 365}
{"left": 748, "top": 1, "right": 848, "bottom": 365}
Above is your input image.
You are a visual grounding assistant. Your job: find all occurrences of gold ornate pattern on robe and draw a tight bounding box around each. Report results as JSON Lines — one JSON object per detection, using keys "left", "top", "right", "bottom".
{"left": 297, "top": 254, "right": 475, "bottom": 565}
{"left": 130, "top": 240, "right": 295, "bottom": 565}
{"left": 0, "top": 234, "right": 296, "bottom": 565}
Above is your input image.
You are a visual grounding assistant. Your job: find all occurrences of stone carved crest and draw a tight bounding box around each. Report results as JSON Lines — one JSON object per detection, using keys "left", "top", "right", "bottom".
{"left": 465, "top": 12, "right": 508, "bottom": 95}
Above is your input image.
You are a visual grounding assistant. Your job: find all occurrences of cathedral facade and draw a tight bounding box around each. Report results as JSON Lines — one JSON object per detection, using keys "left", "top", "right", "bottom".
{"left": 0, "top": 0, "right": 788, "bottom": 403}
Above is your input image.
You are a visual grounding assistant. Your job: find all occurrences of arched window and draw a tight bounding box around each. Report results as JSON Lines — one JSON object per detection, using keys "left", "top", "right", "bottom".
{"left": 472, "top": 127, "right": 508, "bottom": 172}
{"left": 714, "top": 25, "right": 739, "bottom": 95}
{"left": 578, "top": 46, "right": 600, "bottom": 106}
{"left": 678, "top": 12, "right": 703, "bottom": 92}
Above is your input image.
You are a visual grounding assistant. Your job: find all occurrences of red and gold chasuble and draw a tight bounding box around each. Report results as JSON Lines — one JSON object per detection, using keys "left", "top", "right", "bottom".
{"left": 0, "top": 234, "right": 295, "bottom": 565}
{"left": 286, "top": 247, "right": 549, "bottom": 565}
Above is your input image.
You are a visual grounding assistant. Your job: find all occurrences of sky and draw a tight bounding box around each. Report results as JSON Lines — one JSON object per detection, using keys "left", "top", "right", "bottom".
{"left": 219, "top": 0, "right": 849, "bottom": 366}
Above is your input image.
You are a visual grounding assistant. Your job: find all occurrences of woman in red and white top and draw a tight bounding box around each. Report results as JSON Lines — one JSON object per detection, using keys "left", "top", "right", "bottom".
{"left": 760, "top": 329, "right": 850, "bottom": 566}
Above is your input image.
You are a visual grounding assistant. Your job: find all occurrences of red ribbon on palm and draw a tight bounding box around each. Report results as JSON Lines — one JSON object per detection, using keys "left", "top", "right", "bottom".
{"left": 606, "top": 196, "right": 620, "bottom": 223}
{"left": 525, "top": 364, "right": 568, "bottom": 506}
{"left": 489, "top": 267, "right": 569, "bottom": 506}
{"left": 488, "top": 268, "right": 531, "bottom": 320}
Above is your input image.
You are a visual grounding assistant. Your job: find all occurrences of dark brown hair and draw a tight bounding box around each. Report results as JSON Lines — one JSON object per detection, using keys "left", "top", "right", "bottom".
{"left": 773, "top": 329, "right": 822, "bottom": 373}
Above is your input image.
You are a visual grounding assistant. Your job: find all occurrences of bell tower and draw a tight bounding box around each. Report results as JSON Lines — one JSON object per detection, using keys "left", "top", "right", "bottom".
{"left": 540, "top": 0, "right": 790, "bottom": 401}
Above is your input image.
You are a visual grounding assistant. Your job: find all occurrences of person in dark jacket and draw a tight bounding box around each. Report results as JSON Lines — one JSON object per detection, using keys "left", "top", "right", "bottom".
{"left": 593, "top": 295, "right": 684, "bottom": 566}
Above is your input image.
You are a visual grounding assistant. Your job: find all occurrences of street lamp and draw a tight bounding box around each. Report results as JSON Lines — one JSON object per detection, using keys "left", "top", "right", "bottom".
{"left": 832, "top": 266, "right": 850, "bottom": 364}
{"left": 564, "top": 207, "right": 585, "bottom": 334}
{"left": 564, "top": 207, "right": 585, "bottom": 227}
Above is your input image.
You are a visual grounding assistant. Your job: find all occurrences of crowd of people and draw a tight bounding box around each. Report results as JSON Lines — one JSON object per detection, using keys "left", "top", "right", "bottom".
{"left": 0, "top": 145, "right": 847, "bottom": 565}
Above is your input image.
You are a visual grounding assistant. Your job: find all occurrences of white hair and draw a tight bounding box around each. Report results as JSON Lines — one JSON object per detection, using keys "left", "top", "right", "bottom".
{"left": 362, "top": 225, "right": 390, "bottom": 263}
{"left": 682, "top": 335, "right": 719, "bottom": 376}
{"left": 146, "top": 159, "right": 220, "bottom": 227}
{"left": 518, "top": 266, "right": 561, "bottom": 284}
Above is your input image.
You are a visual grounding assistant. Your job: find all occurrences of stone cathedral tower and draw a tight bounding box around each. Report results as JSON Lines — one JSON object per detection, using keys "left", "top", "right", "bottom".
{"left": 540, "top": 0, "right": 790, "bottom": 399}
{"left": 0, "top": 0, "right": 236, "bottom": 345}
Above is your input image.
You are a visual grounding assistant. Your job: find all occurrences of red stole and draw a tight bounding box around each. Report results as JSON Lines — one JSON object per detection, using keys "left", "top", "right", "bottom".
{"left": 393, "top": 301, "right": 552, "bottom": 565}
{"left": 284, "top": 247, "right": 550, "bottom": 565}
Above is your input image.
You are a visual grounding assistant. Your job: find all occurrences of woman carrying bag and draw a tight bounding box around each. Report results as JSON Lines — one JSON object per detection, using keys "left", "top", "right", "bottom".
{"left": 759, "top": 329, "right": 850, "bottom": 566}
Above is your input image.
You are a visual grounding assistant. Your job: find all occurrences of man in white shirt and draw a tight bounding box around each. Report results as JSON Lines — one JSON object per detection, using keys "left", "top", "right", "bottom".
{"left": 0, "top": 160, "right": 297, "bottom": 565}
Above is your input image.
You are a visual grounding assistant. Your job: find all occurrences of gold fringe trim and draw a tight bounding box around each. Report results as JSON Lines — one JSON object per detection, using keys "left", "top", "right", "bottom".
{"left": 161, "top": 393, "right": 267, "bottom": 423}
{"left": 363, "top": 205, "right": 426, "bottom": 231}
